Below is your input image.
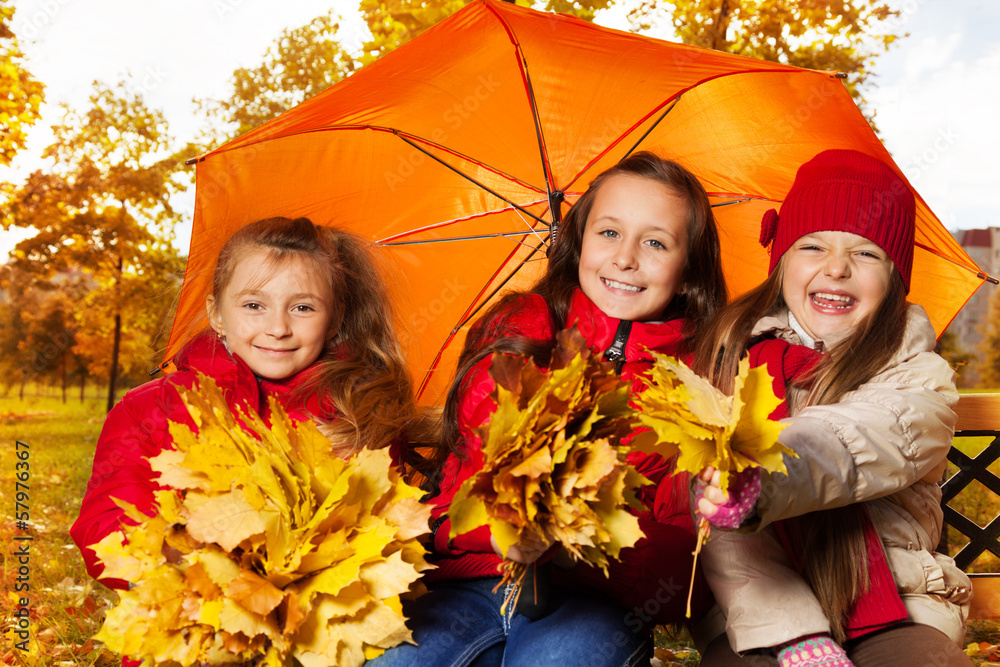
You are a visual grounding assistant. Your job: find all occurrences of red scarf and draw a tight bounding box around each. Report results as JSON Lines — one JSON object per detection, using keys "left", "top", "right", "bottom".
{"left": 749, "top": 338, "right": 908, "bottom": 639}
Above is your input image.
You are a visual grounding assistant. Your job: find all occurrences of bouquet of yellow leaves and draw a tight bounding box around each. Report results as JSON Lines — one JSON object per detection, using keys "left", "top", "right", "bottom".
{"left": 91, "top": 374, "right": 432, "bottom": 667}
{"left": 449, "top": 328, "right": 648, "bottom": 605}
{"left": 631, "top": 354, "right": 795, "bottom": 615}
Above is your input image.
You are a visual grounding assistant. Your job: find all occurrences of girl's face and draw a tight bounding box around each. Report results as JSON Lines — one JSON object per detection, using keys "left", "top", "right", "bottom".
{"left": 781, "top": 231, "right": 894, "bottom": 341}
{"left": 577, "top": 174, "right": 689, "bottom": 322}
{"left": 207, "top": 249, "right": 338, "bottom": 380}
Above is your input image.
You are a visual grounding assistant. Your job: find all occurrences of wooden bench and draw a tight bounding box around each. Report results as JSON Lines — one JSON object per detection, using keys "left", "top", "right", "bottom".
{"left": 941, "top": 392, "right": 1000, "bottom": 620}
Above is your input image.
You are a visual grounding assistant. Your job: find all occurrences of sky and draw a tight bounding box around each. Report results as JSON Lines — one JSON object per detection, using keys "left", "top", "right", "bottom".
{"left": 2, "top": 0, "right": 999, "bottom": 258}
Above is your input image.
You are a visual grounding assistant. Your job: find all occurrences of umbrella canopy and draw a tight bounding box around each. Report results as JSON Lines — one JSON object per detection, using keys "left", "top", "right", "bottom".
{"left": 168, "top": 0, "right": 986, "bottom": 404}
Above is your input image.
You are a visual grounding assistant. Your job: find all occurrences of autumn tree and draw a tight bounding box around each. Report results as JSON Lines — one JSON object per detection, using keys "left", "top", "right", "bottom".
{"left": 3, "top": 80, "right": 190, "bottom": 412}
{"left": 200, "top": 0, "right": 614, "bottom": 141}
{"left": 19, "top": 285, "right": 87, "bottom": 402}
{"left": 0, "top": 0, "right": 45, "bottom": 164}
{"left": 628, "top": 0, "right": 905, "bottom": 117}
{"left": 936, "top": 328, "right": 976, "bottom": 389}
{"left": 358, "top": 0, "right": 614, "bottom": 64}
{"left": 196, "top": 13, "right": 358, "bottom": 143}
{"left": 73, "top": 243, "right": 183, "bottom": 390}
{"left": 0, "top": 265, "right": 88, "bottom": 400}
{"left": 356, "top": 0, "right": 470, "bottom": 65}
{"left": 0, "top": 263, "right": 38, "bottom": 398}
{"left": 979, "top": 288, "right": 1000, "bottom": 389}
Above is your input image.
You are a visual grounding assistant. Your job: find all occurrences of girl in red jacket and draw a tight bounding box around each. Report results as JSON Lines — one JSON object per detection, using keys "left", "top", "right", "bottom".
{"left": 370, "top": 152, "right": 727, "bottom": 667}
{"left": 72, "top": 216, "right": 425, "bottom": 590}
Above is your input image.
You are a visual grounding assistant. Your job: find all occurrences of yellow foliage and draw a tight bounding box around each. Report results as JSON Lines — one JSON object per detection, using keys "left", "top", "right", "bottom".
{"left": 632, "top": 355, "right": 794, "bottom": 491}
{"left": 449, "top": 328, "right": 648, "bottom": 577}
{"left": 632, "top": 353, "right": 795, "bottom": 617}
{"left": 92, "top": 373, "right": 432, "bottom": 666}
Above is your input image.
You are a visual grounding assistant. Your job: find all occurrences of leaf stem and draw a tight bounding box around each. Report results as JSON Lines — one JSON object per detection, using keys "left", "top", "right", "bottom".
{"left": 686, "top": 517, "right": 711, "bottom": 618}
{"left": 495, "top": 560, "right": 528, "bottom": 616}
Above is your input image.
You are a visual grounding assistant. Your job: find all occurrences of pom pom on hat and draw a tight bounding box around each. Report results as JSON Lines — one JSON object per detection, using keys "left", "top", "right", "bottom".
{"left": 760, "top": 209, "right": 779, "bottom": 248}
{"left": 761, "top": 149, "right": 916, "bottom": 291}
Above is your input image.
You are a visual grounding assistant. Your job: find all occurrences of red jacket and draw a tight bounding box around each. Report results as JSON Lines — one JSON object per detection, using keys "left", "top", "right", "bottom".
{"left": 71, "top": 332, "right": 326, "bottom": 589}
{"left": 428, "top": 289, "right": 712, "bottom": 623}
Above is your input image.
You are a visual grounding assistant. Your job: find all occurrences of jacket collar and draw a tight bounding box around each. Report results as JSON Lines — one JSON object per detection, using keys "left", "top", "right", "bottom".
{"left": 751, "top": 309, "right": 852, "bottom": 353}
{"left": 565, "top": 289, "right": 686, "bottom": 363}
{"left": 172, "top": 330, "right": 323, "bottom": 418}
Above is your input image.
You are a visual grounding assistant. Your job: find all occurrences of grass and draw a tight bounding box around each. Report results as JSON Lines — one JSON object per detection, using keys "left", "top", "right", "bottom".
{"left": 0, "top": 391, "right": 997, "bottom": 666}
{"left": 0, "top": 393, "right": 120, "bottom": 666}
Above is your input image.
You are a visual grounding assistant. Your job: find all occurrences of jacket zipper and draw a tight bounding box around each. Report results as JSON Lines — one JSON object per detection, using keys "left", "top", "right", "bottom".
{"left": 602, "top": 320, "right": 633, "bottom": 374}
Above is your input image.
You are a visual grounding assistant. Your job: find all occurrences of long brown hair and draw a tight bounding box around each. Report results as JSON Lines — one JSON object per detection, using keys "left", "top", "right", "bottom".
{"left": 695, "top": 257, "right": 909, "bottom": 642}
{"left": 432, "top": 152, "right": 727, "bottom": 486}
{"left": 210, "top": 217, "right": 435, "bottom": 468}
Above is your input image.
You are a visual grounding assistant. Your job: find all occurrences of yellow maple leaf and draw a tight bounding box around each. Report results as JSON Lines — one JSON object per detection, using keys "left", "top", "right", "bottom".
{"left": 633, "top": 355, "right": 794, "bottom": 491}
{"left": 449, "top": 327, "right": 649, "bottom": 594}
{"left": 226, "top": 569, "right": 287, "bottom": 616}
{"left": 183, "top": 488, "right": 275, "bottom": 551}
{"left": 632, "top": 353, "right": 795, "bottom": 616}
{"left": 93, "top": 373, "right": 432, "bottom": 667}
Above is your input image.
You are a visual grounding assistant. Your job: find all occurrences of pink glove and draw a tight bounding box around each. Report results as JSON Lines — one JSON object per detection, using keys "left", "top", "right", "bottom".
{"left": 776, "top": 634, "right": 854, "bottom": 667}
{"left": 694, "top": 466, "right": 761, "bottom": 529}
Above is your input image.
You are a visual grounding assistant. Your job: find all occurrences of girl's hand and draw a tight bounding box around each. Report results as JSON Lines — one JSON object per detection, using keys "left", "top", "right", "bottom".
{"left": 694, "top": 466, "right": 762, "bottom": 529}
{"left": 695, "top": 466, "right": 726, "bottom": 515}
{"left": 490, "top": 534, "right": 550, "bottom": 564}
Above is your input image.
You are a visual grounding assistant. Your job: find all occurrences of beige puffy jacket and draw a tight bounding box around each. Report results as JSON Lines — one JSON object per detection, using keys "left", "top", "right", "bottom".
{"left": 697, "top": 304, "right": 972, "bottom": 653}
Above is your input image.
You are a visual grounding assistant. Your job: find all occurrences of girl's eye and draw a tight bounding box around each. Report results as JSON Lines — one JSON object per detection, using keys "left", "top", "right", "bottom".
{"left": 858, "top": 250, "right": 884, "bottom": 260}
{"left": 242, "top": 302, "right": 262, "bottom": 311}
{"left": 293, "top": 304, "right": 315, "bottom": 313}
{"left": 599, "top": 229, "right": 619, "bottom": 239}
{"left": 647, "top": 239, "right": 666, "bottom": 250}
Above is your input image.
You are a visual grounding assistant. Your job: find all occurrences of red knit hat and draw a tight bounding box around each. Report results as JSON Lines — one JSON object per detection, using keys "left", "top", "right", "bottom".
{"left": 759, "top": 149, "right": 916, "bottom": 291}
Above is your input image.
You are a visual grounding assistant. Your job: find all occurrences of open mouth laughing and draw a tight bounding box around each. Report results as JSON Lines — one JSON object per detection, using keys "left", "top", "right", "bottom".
{"left": 810, "top": 291, "right": 857, "bottom": 310}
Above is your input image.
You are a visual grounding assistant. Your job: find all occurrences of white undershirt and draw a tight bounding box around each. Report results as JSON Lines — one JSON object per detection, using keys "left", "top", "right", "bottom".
{"left": 787, "top": 310, "right": 818, "bottom": 350}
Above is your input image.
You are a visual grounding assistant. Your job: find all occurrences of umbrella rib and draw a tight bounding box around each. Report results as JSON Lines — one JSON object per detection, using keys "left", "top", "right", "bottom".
{"left": 563, "top": 68, "right": 839, "bottom": 192}
{"left": 519, "top": 48, "right": 557, "bottom": 213}
{"left": 395, "top": 133, "right": 551, "bottom": 228}
{"left": 381, "top": 230, "right": 550, "bottom": 246}
{"left": 707, "top": 193, "right": 781, "bottom": 205}
{"left": 710, "top": 197, "right": 754, "bottom": 208}
{"left": 456, "top": 234, "right": 550, "bottom": 335}
{"left": 510, "top": 199, "right": 552, "bottom": 250}
{"left": 415, "top": 233, "right": 550, "bottom": 401}
{"left": 620, "top": 98, "right": 680, "bottom": 161}
{"left": 378, "top": 198, "right": 550, "bottom": 244}
{"left": 913, "top": 241, "right": 1000, "bottom": 284}
{"left": 196, "top": 123, "right": 547, "bottom": 194}
{"left": 485, "top": 2, "right": 556, "bottom": 203}
{"left": 386, "top": 128, "right": 546, "bottom": 194}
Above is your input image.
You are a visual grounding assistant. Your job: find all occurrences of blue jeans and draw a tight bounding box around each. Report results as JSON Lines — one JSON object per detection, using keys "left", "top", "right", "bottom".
{"left": 368, "top": 577, "right": 653, "bottom": 667}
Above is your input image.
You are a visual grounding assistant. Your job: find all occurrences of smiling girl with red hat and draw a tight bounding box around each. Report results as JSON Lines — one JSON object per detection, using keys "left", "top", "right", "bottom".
{"left": 690, "top": 149, "right": 972, "bottom": 667}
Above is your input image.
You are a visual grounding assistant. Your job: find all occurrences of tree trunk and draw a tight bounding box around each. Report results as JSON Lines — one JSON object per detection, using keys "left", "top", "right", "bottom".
{"left": 709, "top": 0, "right": 732, "bottom": 51}
{"left": 19, "top": 378, "right": 24, "bottom": 400}
{"left": 80, "top": 373, "right": 86, "bottom": 403}
{"left": 106, "top": 247, "right": 124, "bottom": 414}
{"left": 107, "top": 312, "right": 122, "bottom": 414}
{"left": 61, "top": 359, "right": 68, "bottom": 403}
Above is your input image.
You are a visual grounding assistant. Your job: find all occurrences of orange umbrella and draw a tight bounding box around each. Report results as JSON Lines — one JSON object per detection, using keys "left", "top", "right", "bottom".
{"left": 167, "top": 0, "right": 988, "bottom": 404}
